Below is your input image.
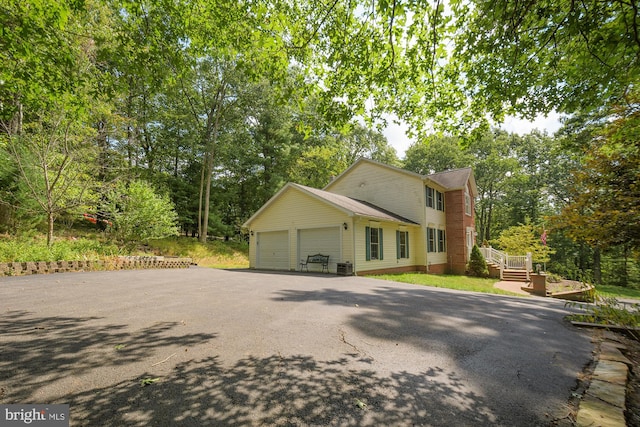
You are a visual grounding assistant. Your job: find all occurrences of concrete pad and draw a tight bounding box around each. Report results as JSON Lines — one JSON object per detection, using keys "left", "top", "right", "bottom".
{"left": 586, "top": 379, "right": 626, "bottom": 408}
{"left": 576, "top": 395, "right": 626, "bottom": 427}
{"left": 592, "top": 360, "right": 629, "bottom": 385}
{"left": 602, "top": 332, "right": 627, "bottom": 346}
{"left": 493, "top": 280, "right": 531, "bottom": 296}
{"left": 600, "top": 342, "right": 630, "bottom": 365}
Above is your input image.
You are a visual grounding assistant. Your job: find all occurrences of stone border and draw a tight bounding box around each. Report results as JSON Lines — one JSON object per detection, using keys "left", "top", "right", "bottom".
{"left": 575, "top": 331, "right": 630, "bottom": 426}
{"left": 0, "top": 256, "right": 193, "bottom": 276}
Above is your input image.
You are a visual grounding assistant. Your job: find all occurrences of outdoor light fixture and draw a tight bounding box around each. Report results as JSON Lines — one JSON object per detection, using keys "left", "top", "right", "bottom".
{"left": 343, "top": 222, "right": 348, "bottom": 230}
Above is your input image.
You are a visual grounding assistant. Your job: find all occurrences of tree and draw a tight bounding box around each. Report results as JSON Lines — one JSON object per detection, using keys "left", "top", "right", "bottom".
{"left": 451, "top": 0, "right": 640, "bottom": 120}
{"left": 491, "top": 222, "right": 554, "bottom": 265}
{"left": 556, "top": 105, "right": 640, "bottom": 251}
{"left": 290, "top": 0, "right": 640, "bottom": 137}
{"left": 2, "top": 108, "right": 98, "bottom": 246}
{"left": 0, "top": 0, "right": 101, "bottom": 134}
{"left": 467, "top": 245, "right": 489, "bottom": 278}
{"left": 403, "top": 135, "right": 471, "bottom": 175}
{"left": 338, "top": 123, "right": 399, "bottom": 166}
{"left": 102, "top": 180, "right": 178, "bottom": 244}
{"left": 467, "top": 130, "right": 520, "bottom": 242}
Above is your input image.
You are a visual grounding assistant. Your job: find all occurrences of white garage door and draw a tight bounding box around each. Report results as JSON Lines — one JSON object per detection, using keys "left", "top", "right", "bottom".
{"left": 257, "top": 230, "right": 289, "bottom": 270}
{"left": 298, "top": 227, "right": 341, "bottom": 273}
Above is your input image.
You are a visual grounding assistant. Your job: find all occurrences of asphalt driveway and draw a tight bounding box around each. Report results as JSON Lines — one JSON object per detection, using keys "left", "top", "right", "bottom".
{"left": 0, "top": 267, "right": 593, "bottom": 426}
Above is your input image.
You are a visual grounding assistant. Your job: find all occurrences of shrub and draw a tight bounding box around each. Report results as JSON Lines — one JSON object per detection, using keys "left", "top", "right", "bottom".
{"left": 101, "top": 180, "right": 179, "bottom": 244}
{"left": 467, "top": 245, "right": 489, "bottom": 277}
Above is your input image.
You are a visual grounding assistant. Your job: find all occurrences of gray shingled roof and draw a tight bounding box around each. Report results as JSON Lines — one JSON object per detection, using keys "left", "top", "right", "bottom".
{"left": 426, "top": 167, "right": 472, "bottom": 190}
{"left": 293, "top": 184, "right": 418, "bottom": 224}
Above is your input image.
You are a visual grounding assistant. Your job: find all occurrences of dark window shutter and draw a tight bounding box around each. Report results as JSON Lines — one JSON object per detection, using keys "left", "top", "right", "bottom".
{"left": 365, "top": 226, "right": 371, "bottom": 261}
{"left": 379, "top": 228, "right": 384, "bottom": 260}
{"left": 406, "top": 232, "right": 410, "bottom": 258}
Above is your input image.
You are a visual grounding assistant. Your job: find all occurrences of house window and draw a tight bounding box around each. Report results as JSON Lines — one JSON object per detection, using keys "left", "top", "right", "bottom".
{"left": 366, "top": 226, "right": 384, "bottom": 260}
{"left": 426, "top": 186, "right": 434, "bottom": 208}
{"left": 465, "top": 188, "right": 472, "bottom": 216}
{"left": 427, "top": 186, "right": 445, "bottom": 212}
{"left": 436, "top": 191, "right": 445, "bottom": 211}
{"left": 438, "top": 229, "right": 446, "bottom": 252}
{"left": 427, "top": 228, "right": 446, "bottom": 253}
{"left": 427, "top": 228, "right": 437, "bottom": 253}
{"left": 396, "top": 231, "right": 409, "bottom": 259}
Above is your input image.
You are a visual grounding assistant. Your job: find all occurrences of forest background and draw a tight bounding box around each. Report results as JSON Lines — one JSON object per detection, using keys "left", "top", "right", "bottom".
{"left": 1, "top": 0, "right": 638, "bottom": 287}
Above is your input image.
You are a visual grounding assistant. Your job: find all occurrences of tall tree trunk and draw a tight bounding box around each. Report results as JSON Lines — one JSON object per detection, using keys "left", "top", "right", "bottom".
{"left": 200, "top": 150, "right": 215, "bottom": 243}
{"left": 197, "top": 154, "right": 206, "bottom": 239}
{"left": 198, "top": 83, "right": 226, "bottom": 243}
{"left": 96, "top": 118, "right": 108, "bottom": 181}
{"left": 486, "top": 200, "right": 493, "bottom": 242}
{"left": 199, "top": 106, "right": 222, "bottom": 243}
{"left": 593, "top": 247, "right": 601, "bottom": 285}
{"left": 47, "top": 211, "right": 54, "bottom": 247}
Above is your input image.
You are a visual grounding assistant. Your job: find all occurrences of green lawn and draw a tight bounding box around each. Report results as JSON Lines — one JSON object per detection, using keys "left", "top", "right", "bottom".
{"left": 373, "top": 272, "right": 640, "bottom": 301}
{"left": 372, "top": 273, "right": 519, "bottom": 296}
{"left": 595, "top": 284, "right": 640, "bottom": 300}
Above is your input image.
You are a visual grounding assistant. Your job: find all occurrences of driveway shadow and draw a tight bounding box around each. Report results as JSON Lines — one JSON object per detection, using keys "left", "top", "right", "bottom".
{"left": 0, "top": 310, "right": 217, "bottom": 403}
{"left": 64, "top": 354, "right": 498, "bottom": 426}
{"left": 269, "top": 284, "right": 592, "bottom": 425}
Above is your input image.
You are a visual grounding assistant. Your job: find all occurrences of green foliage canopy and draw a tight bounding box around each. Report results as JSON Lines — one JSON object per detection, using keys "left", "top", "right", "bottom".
{"left": 556, "top": 105, "right": 640, "bottom": 251}
{"left": 491, "top": 222, "right": 554, "bottom": 264}
{"left": 102, "top": 180, "right": 179, "bottom": 243}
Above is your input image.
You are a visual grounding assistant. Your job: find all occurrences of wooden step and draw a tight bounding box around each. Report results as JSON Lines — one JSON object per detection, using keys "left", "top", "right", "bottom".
{"left": 502, "top": 269, "right": 530, "bottom": 282}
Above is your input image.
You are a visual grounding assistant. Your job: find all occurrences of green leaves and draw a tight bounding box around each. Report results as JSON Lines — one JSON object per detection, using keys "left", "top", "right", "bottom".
{"left": 556, "top": 104, "right": 640, "bottom": 251}
{"left": 140, "top": 377, "right": 160, "bottom": 387}
{"left": 102, "top": 180, "right": 179, "bottom": 243}
{"left": 491, "top": 221, "right": 554, "bottom": 265}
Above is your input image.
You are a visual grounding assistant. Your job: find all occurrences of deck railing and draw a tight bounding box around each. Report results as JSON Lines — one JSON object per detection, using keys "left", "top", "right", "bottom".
{"left": 479, "top": 246, "right": 532, "bottom": 280}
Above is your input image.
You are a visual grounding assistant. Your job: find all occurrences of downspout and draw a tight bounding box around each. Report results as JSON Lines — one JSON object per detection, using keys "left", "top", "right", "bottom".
{"left": 351, "top": 216, "right": 357, "bottom": 275}
{"left": 425, "top": 227, "right": 429, "bottom": 273}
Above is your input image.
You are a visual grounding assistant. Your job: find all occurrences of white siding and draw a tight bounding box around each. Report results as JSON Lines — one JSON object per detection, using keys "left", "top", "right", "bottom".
{"left": 353, "top": 218, "right": 421, "bottom": 273}
{"left": 257, "top": 230, "right": 289, "bottom": 270}
{"left": 247, "top": 187, "right": 353, "bottom": 270}
{"left": 298, "top": 227, "right": 341, "bottom": 273}
{"left": 425, "top": 186, "right": 448, "bottom": 268}
{"left": 326, "top": 162, "right": 424, "bottom": 224}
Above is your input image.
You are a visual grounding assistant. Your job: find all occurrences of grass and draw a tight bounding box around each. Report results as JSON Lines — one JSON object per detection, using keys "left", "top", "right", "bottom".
{"left": 372, "top": 273, "right": 518, "bottom": 296}
{"left": 595, "top": 284, "right": 640, "bottom": 300}
{"left": 0, "top": 233, "right": 249, "bottom": 269}
{"left": 374, "top": 272, "right": 640, "bottom": 301}
{"left": 144, "top": 236, "right": 249, "bottom": 268}
{"left": 0, "top": 234, "right": 120, "bottom": 262}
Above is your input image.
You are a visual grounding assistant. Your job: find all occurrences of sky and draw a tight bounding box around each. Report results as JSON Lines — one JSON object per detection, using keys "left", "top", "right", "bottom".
{"left": 382, "top": 112, "right": 564, "bottom": 159}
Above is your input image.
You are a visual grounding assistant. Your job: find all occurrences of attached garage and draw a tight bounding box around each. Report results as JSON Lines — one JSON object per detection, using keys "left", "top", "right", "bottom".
{"left": 298, "top": 227, "right": 341, "bottom": 273}
{"left": 257, "top": 230, "right": 289, "bottom": 270}
{"left": 243, "top": 181, "right": 420, "bottom": 275}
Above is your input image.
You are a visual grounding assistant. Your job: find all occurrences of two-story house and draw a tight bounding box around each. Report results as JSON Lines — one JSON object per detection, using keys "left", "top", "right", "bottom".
{"left": 242, "top": 158, "right": 477, "bottom": 275}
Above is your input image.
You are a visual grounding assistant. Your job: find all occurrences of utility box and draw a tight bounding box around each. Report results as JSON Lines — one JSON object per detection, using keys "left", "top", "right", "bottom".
{"left": 337, "top": 262, "right": 353, "bottom": 276}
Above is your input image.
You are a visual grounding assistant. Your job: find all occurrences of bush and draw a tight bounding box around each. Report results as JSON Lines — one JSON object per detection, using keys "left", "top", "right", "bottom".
{"left": 467, "top": 245, "right": 489, "bottom": 277}
{"left": 102, "top": 180, "right": 179, "bottom": 244}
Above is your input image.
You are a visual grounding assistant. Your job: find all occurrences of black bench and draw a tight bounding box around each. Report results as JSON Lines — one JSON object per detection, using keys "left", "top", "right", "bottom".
{"left": 300, "top": 254, "right": 330, "bottom": 273}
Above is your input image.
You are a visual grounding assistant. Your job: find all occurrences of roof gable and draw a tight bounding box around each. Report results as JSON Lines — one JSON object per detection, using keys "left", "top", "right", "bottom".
{"left": 426, "top": 167, "right": 476, "bottom": 196}
{"left": 326, "top": 158, "right": 477, "bottom": 197}
{"left": 324, "top": 158, "right": 423, "bottom": 191}
{"left": 242, "top": 182, "right": 418, "bottom": 228}
{"left": 298, "top": 184, "right": 417, "bottom": 224}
